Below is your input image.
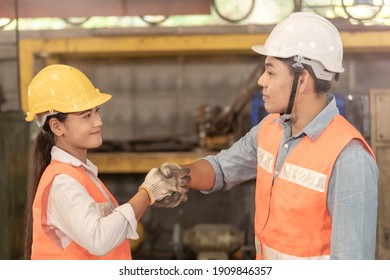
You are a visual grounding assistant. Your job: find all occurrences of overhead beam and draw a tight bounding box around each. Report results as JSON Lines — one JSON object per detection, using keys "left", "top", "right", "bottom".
{"left": 19, "top": 31, "right": 390, "bottom": 113}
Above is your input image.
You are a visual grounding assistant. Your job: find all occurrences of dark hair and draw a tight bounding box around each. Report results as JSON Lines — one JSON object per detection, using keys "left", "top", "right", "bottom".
{"left": 24, "top": 113, "right": 67, "bottom": 259}
{"left": 277, "top": 57, "right": 333, "bottom": 94}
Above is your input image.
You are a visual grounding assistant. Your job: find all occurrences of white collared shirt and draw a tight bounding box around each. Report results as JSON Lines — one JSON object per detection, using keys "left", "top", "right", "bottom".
{"left": 45, "top": 146, "right": 138, "bottom": 256}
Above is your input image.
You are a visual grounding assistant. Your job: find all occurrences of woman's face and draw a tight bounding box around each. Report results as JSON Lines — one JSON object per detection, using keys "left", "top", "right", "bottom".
{"left": 54, "top": 107, "right": 103, "bottom": 158}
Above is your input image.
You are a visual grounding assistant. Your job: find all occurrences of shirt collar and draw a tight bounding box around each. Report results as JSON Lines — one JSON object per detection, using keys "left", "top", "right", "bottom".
{"left": 273, "top": 93, "right": 339, "bottom": 141}
{"left": 51, "top": 146, "right": 98, "bottom": 176}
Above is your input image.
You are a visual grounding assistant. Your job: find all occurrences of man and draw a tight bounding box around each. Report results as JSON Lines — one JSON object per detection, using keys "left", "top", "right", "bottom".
{"left": 163, "top": 12, "right": 378, "bottom": 260}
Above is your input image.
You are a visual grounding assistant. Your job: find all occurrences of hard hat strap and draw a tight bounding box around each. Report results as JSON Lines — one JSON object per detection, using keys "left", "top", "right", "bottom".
{"left": 285, "top": 59, "right": 304, "bottom": 116}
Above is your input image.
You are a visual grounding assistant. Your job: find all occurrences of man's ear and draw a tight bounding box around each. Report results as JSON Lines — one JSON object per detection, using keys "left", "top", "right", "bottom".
{"left": 298, "top": 69, "right": 310, "bottom": 93}
{"left": 49, "top": 118, "right": 64, "bottom": 136}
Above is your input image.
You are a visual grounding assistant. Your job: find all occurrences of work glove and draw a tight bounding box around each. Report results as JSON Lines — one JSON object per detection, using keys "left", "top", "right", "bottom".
{"left": 140, "top": 163, "right": 190, "bottom": 205}
{"left": 153, "top": 163, "right": 190, "bottom": 208}
{"left": 153, "top": 191, "right": 188, "bottom": 208}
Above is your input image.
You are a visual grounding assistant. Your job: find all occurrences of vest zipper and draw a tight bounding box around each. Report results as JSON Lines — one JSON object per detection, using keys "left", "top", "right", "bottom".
{"left": 258, "top": 166, "right": 279, "bottom": 259}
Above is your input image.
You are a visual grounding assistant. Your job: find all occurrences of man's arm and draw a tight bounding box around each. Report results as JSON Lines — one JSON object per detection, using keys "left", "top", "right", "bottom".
{"left": 328, "top": 139, "right": 378, "bottom": 259}
{"left": 182, "top": 159, "right": 216, "bottom": 191}
{"left": 184, "top": 123, "right": 260, "bottom": 192}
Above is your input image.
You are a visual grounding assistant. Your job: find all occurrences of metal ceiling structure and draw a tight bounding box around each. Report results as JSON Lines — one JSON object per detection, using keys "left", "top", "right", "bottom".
{"left": 0, "top": 0, "right": 212, "bottom": 18}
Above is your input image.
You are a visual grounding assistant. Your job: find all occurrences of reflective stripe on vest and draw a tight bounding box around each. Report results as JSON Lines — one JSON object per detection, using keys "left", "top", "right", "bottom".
{"left": 257, "top": 146, "right": 274, "bottom": 174}
{"left": 257, "top": 148, "right": 327, "bottom": 192}
{"left": 279, "top": 162, "right": 327, "bottom": 193}
{"left": 254, "top": 114, "right": 375, "bottom": 260}
{"left": 31, "top": 160, "right": 132, "bottom": 260}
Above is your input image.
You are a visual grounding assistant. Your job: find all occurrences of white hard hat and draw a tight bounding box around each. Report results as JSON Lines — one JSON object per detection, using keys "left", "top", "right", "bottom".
{"left": 252, "top": 12, "right": 345, "bottom": 81}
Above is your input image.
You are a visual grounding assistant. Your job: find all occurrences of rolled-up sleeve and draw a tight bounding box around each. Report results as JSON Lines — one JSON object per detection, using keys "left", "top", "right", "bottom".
{"left": 203, "top": 124, "right": 260, "bottom": 193}
{"left": 114, "top": 203, "right": 139, "bottom": 239}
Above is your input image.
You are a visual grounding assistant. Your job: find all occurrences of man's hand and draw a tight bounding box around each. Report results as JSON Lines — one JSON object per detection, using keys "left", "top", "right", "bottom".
{"left": 140, "top": 163, "right": 190, "bottom": 205}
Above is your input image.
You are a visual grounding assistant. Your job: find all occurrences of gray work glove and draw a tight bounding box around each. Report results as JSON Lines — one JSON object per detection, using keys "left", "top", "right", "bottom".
{"left": 153, "top": 191, "right": 188, "bottom": 208}
{"left": 140, "top": 163, "right": 190, "bottom": 205}
{"left": 152, "top": 163, "right": 190, "bottom": 208}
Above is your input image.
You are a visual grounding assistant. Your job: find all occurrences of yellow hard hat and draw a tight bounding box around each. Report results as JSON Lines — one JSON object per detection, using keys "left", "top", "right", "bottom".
{"left": 25, "top": 64, "right": 112, "bottom": 122}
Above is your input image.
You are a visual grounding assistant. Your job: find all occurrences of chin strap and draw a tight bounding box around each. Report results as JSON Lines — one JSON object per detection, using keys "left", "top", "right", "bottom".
{"left": 282, "top": 57, "right": 304, "bottom": 120}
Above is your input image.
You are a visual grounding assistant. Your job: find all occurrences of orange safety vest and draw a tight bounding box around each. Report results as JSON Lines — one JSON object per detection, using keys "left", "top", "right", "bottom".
{"left": 31, "top": 160, "right": 132, "bottom": 260}
{"left": 254, "top": 114, "right": 375, "bottom": 259}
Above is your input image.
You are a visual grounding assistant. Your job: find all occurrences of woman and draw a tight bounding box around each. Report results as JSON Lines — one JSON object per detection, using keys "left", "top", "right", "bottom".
{"left": 23, "top": 64, "right": 189, "bottom": 259}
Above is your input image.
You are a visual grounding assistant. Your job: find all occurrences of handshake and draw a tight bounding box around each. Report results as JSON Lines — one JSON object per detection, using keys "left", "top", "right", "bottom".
{"left": 139, "top": 162, "right": 190, "bottom": 208}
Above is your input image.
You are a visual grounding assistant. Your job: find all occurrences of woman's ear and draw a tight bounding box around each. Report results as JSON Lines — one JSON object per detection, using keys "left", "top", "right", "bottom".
{"left": 49, "top": 118, "right": 64, "bottom": 136}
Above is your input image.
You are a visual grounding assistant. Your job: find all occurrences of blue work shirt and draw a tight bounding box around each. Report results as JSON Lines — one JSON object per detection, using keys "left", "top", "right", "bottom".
{"left": 204, "top": 94, "right": 378, "bottom": 259}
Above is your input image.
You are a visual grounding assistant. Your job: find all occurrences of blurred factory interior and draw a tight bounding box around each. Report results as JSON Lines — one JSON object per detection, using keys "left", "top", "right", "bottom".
{"left": 1, "top": 0, "right": 390, "bottom": 260}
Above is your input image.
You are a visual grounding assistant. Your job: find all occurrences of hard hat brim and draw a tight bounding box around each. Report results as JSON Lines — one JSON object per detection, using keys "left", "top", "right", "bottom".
{"left": 25, "top": 92, "right": 112, "bottom": 122}
{"left": 251, "top": 45, "right": 345, "bottom": 74}
{"left": 251, "top": 45, "right": 288, "bottom": 58}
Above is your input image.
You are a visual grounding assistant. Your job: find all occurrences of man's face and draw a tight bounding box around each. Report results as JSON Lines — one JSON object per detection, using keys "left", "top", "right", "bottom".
{"left": 257, "top": 56, "right": 294, "bottom": 114}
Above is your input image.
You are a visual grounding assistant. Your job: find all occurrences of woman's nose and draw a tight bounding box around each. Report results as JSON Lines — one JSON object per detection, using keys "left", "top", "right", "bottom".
{"left": 94, "top": 113, "right": 102, "bottom": 127}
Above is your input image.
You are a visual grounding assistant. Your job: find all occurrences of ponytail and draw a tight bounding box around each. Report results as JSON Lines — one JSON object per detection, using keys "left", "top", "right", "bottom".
{"left": 24, "top": 113, "right": 66, "bottom": 259}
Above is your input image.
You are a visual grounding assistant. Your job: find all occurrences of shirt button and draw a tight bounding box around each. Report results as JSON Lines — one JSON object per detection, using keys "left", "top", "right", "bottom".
{"left": 284, "top": 143, "right": 289, "bottom": 149}
{"left": 275, "top": 170, "right": 279, "bottom": 176}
